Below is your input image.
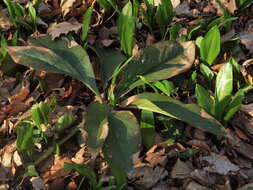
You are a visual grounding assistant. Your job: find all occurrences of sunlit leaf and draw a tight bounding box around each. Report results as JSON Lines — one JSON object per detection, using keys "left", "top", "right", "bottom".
{"left": 200, "top": 25, "right": 220, "bottom": 65}
{"left": 7, "top": 35, "right": 100, "bottom": 97}
{"left": 115, "top": 41, "right": 195, "bottom": 97}
{"left": 117, "top": 1, "right": 135, "bottom": 56}
{"left": 122, "top": 93, "right": 226, "bottom": 136}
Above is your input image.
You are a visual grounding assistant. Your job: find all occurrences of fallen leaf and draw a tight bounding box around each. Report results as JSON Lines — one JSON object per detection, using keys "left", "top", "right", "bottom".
{"left": 190, "top": 169, "right": 216, "bottom": 186}
{"left": 202, "top": 154, "right": 240, "bottom": 175}
{"left": 30, "top": 177, "right": 46, "bottom": 190}
{"left": 187, "top": 140, "right": 211, "bottom": 152}
{"left": 0, "top": 9, "right": 12, "bottom": 31}
{"left": 171, "top": 159, "right": 193, "bottom": 179}
{"left": 237, "top": 183, "right": 253, "bottom": 190}
{"left": 47, "top": 22, "right": 82, "bottom": 40}
{"left": 186, "top": 181, "right": 209, "bottom": 190}
{"left": 60, "top": 0, "right": 75, "bottom": 16}
{"left": 211, "top": 0, "right": 237, "bottom": 14}
{"left": 128, "top": 166, "right": 168, "bottom": 189}
{"left": 226, "top": 129, "right": 253, "bottom": 161}
{"left": 241, "top": 103, "right": 253, "bottom": 117}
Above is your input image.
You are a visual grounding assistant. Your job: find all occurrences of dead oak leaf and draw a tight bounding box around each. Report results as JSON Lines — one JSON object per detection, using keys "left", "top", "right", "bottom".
{"left": 47, "top": 22, "right": 82, "bottom": 40}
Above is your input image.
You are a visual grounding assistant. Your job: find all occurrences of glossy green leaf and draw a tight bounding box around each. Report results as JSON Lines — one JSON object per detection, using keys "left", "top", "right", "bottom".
{"left": 31, "top": 101, "right": 50, "bottom": 127}
{"left": 200, "top": 25, "right": 220, "bottom": 65}
{"left": 156, "top": 0, "right": 174, "bottom": 38}
{"left": 215, "top": 62, "right": 233, "bottom": 102}
{"left": 224, "top": 90, "right": 244, "bottom": 122}
{"left": 85, "top": 102, "right": 110, "bottom": 150}
{"left": 117, "top": 1, "right": 135, "bottom": 56}
{"left": 103, "top": 111, "right": 141, "bottom": 172}
{"left": 64, "top": 163, "right": 97, "bottom": 187}
{"left": 195, "top": 84, "right": 213, "bottom": 115}
{"left": 122, "top": 93, "right": 226, "bottom": 137}
{"left": 16, "top": 121, "right": 34, "bottom": 151}
{"left": 115, "top": 41, "right": 195, "bottom": 97}
{"left": 141, "top": 110, "right": 155, "bottom": 148}
{"left": 81, "top": 6, "right": 93, "bottom": 43}
{"left": 7, "top": 36, "right": 100, "bottom": 97}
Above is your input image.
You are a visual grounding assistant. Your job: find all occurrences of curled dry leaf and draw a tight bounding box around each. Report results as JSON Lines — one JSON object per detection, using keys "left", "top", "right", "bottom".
{"left": 47, "top": 22, "right": 82, "bottom": 40}
{"left": 60, "top": 0, "right": 75, "bottom": 16}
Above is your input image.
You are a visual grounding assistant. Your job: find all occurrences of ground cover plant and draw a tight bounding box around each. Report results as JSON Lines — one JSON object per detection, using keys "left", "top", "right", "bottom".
{"left": 0, "top": 0, "right": 253, "bottom": 189}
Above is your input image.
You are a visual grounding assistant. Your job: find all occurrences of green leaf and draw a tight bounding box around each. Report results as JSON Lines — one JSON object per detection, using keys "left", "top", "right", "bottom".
{"left": 215, "top": 62, "right": 233, "bottom": 102}
{"left": 13, "top": 2, "right": 25, "bottom": 17}
{"left": 200, "top": 25, "right": 221, "bottom": 65}
{"left": 55, "top": 113, "right": 74, "bottom": 132}
{"left": 85, "top": 102, "right": 110, "bottom": 150}
{"left": 28, "top": 4, "right": 37, "bottom": 30}
{"left": 94, "top": 47, "right": 126, "bottom": 88}
{"left": 199, "top": 63, "right": 214, "bottom": 87}
{"left": 31, "top": 101, "right": 50, "bottom": 127}
{"left": 141, "top": 110, "right": 155, "bottom": 148}
{"left": 156, "top": 0, "right": 174, "bottom": 38}
{"left": 3, "top": 0, "right": 16, "bottom": 26}
{"left": 64, "top": 163, "right": 97, "bottom": 187}
{"left": 195, "top": 84, "right": 213, "bottom": 115}
{"left": 81, "top": 6, "right": 93, "bottom": 43}
{"left": 195, "top": 36, "right": 203, "bottom": 49}
{"left": 103, "top": 111, "right": 141, "bottom": 172}
{"left": 115, "top": 41, "right": 195, "bottom": 97}
{"left": 154, "top": 80, "right": 175, "bottom": 96}
{"left": 169, "top": 23, "right": 181, "bottom": 41}
{"left": 103, "top": 152, "right": 127, "bottom": 189}
{"left": 97, "top": 0, "right": 112, "bottom": 12}
{"left": 7, "top": 35, "right": 100, "bottom": 97}
{"left": 122, "top": 93, "right": 226, "bottom": 137}
{"left": 16, "top": 121, "right": 34, "bottom": 151}
{"left": 117, "top": 1, "right": 135, "bottom": 56}
{"left": 224, "top": 90, "right": 244, "bottom": 122}
{"left": 23, "top": 165, "right": 39, "bottom": 177}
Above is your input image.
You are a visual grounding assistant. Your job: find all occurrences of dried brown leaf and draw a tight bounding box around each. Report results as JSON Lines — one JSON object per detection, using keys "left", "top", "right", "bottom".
{"left": 171, "top": 159, "right": 193, "bottom": 179}
{"left": 202, "top": 154, "right": 239, "bottom": 175}
{"left": 47, "top": 22, "right": 82, "bottom": 40}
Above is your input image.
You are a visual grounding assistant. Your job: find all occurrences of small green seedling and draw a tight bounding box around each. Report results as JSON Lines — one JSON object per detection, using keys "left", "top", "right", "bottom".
{"left": 196, "top": 59, "right": 245, "bottom": 124}
{"left": 155, "top": 0, "right": 174, "bottom": 38}
{"left": 16, "top": 100, "right": 74, "bottom": 156}
{"left": 64, "top": 163, "right": 116, "bottom": 190}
